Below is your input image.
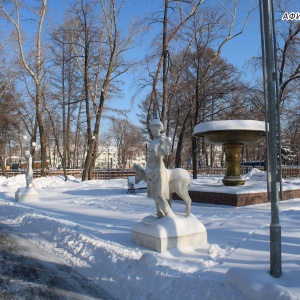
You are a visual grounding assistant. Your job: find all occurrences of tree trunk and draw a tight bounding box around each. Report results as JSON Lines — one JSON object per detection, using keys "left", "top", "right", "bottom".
{"left": 175, "top": 111, "right": 189, "bottom": 168}
{"left": 82, "top": 12, "right": 92, "bottom": 181}
{"left": 175, "top": 134, "right": 183, "bottom": 168}
{"left": 0, "top": 1, "right": 48, "bottom": 176}
{"left": 192, "top": 136, "right": 198, "bottom": 179}
{"left": 36, "top": 87, "right": 48, "bottom": 176}
{"left": 161, "top": 0, "right": 169, "bottom": 125}
{"left": 0, "top": 156, "right": 8, "bottom": 178}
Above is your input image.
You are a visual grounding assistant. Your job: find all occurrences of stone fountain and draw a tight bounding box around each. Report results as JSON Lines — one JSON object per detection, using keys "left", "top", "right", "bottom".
{"left": 172, "top": 121, "right": 300, "bottom": 207}
{"left": 193, "top": 120, "right": 266, "bottom": 186}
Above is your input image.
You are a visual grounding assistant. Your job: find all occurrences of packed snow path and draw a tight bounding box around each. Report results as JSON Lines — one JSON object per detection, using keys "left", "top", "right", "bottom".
{"left": 0, "top": 225, "right": 114, "bottom": 300}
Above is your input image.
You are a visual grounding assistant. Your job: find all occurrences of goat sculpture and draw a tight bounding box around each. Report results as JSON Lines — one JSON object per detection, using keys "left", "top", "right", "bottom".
{"left": 133, "top": 164, "right": 192, "bottom": 216}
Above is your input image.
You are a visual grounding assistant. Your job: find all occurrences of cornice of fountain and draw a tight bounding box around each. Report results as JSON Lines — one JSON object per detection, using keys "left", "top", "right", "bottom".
{"left": 193, "top": 120, "right": 266, "bottom": 145}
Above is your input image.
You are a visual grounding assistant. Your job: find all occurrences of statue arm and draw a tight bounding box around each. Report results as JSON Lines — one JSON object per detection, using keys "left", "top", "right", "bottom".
{"left": 159, "top": 134, "right": 172, "bottom": 155}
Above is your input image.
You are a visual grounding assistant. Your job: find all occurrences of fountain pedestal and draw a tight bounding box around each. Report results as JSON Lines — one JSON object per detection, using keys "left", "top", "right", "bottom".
{"left": 222, "top": 143, "right": 245, "bottom": 186}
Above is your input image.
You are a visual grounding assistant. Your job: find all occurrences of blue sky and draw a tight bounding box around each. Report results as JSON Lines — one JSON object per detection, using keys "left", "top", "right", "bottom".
{"left": 114, "top": 1, "right": 263, "bottom": 127}
{"left": 116, "top": 0, "right": 262, "bottom": 69}
{"left": 116, "top": 0, "right": 262, "bottom": 71}
{"left": 2, "top": 0, "right": 292, "bottom": 130}
{"left": 34, "top": 1, "right": 264, "bottom": 128}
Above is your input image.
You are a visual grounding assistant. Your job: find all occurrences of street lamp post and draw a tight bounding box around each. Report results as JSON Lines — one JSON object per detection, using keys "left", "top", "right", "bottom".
{"left": 259, "top": 0, "right": 282, "bottom": 278}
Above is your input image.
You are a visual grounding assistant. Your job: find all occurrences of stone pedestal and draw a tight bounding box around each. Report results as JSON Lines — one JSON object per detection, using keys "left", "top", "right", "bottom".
{"left": 131, "top": 211, "right": 207, "bottom": 253}
{"left": 223, "top": 143, "right": 246, "bottom": 186}
{"left": 15, "top": 187, "right": 39, "bottom": 203}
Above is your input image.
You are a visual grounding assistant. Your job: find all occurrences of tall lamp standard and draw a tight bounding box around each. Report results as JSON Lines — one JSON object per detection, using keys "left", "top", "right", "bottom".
{"left": 259, "top": 0, "right": 282, "bottom": 278}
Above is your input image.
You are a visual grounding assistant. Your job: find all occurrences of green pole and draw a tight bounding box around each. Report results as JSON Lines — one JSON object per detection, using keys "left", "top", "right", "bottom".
{"left": 259, "top": 0, "right": 282, "bottom": 278}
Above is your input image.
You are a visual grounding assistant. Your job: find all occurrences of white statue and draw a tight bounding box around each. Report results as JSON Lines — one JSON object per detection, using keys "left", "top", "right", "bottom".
{"left": 25, "top": 150, "right": 33, "bottom": 188}
{"left": 134, "top": 119, "right": 192, "bottom": 218}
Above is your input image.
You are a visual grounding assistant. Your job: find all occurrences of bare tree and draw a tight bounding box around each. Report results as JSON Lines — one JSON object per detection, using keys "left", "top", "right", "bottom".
{"left": 61, "top": 0, "right": 135, "bottom": 180}
{"left": 140, "top": 0, "right": 204, "bottom": 135}
{"left": 167, "top": 48, "right": 246, "bottom": 167}
{"left": 0, "top": 0, "right": 49, "bottom": 176}
{"left": 248, "top": 0, "right": 300, "bottom": 156}
{"left": 137, "top": 0, "right": 255, "bottom": 176}
{"left": 43, "top": 15, "right": 87, "bottom": 179}
{"left": 276, "top": 6, "right": 300, "bottom": 156}
{"left": 275, "top": 1, "right": 300, "bottom": 105}
{"left": 0, "top": 85, "right": 21, "bottom": 176}
{"left": 111, "top": 118, "right": 144, "bottom": 168}
{"left": 184, "top": 0, "right": 255, "bottom": 177}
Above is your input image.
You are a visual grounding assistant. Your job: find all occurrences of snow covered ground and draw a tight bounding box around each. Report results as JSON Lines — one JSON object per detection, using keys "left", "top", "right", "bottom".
{"left": 0, "top": 172, "right": 299, "bottom": 300}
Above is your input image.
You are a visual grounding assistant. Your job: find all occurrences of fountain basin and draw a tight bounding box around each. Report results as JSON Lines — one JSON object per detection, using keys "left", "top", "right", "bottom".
{"left": 193, "top": 120, "right": 266, "bottom": 186}
{"left": 193, "top": 120, "right": 266, "bottom": 144}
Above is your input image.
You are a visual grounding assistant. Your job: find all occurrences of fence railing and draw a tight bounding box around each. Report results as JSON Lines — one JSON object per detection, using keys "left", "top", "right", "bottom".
{"left": 0, "top": 169, "right": 136, "bottom": 180}
{"left": 279, "top": 166, "right": 300, "bottom": 178}
{"left": 1, "top": 166, "right": 300, "bottom": 180}
{"left": 189, "top": 166, "right": 300, "bottom": 178}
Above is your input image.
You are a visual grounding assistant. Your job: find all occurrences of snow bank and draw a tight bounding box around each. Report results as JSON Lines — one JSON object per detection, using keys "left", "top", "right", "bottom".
{"left": 0, "top": 174, "right": 299, "bottom": 299}
{"left": 225, "top": 268, "right": 300, "bottom": 300}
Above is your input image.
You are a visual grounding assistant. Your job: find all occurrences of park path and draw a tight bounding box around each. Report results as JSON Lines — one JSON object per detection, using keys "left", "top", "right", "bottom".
{"left": 0, "top": 225, "right": 114, "bottom": 300}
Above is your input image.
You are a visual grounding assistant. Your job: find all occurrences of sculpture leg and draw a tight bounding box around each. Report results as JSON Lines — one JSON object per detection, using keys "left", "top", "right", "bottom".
{"left": 159, "top": 198, "right": 170, "bottom": 215}
{"left": 155, "top": 198, "right": 170, "bottom": 218}
{"left": 155, "top": 201, "right": 165, "bottom": 218}
{"left": 176, "top": 190, "right": 191, "bottom": 216}
{"left": 168, "top": 193, "right": 172, "bottom": 209}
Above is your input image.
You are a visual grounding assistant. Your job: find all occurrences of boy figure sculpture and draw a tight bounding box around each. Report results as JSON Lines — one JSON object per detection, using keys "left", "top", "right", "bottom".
{"left": 146, "top": 119, "right": 172, "bottom": 218}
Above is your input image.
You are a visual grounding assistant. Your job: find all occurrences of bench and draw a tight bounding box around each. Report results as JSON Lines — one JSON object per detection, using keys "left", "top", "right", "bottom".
{"left": 127, "top": 176, "right": 147, "bottom": 194}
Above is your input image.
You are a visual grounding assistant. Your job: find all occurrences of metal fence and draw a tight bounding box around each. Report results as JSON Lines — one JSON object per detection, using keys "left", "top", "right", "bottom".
{"left": 192, "top": 166, "right": 300, "bottom": 178}
{"left": 279, "top": 166, "right": 300, "bottom": 178}
{"left": 1, "top": 166, "right": 300, "bottom": 179}
{"left": 0, "top": 169, "right": 136, "bottom": 180}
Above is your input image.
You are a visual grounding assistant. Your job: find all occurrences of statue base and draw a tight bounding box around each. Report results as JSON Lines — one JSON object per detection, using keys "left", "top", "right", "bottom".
{"left": 131, "top": 211, "right": 207, "bottom": 253}
{"left": 15, "top": 187, "right": 39, "bottom": 203}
